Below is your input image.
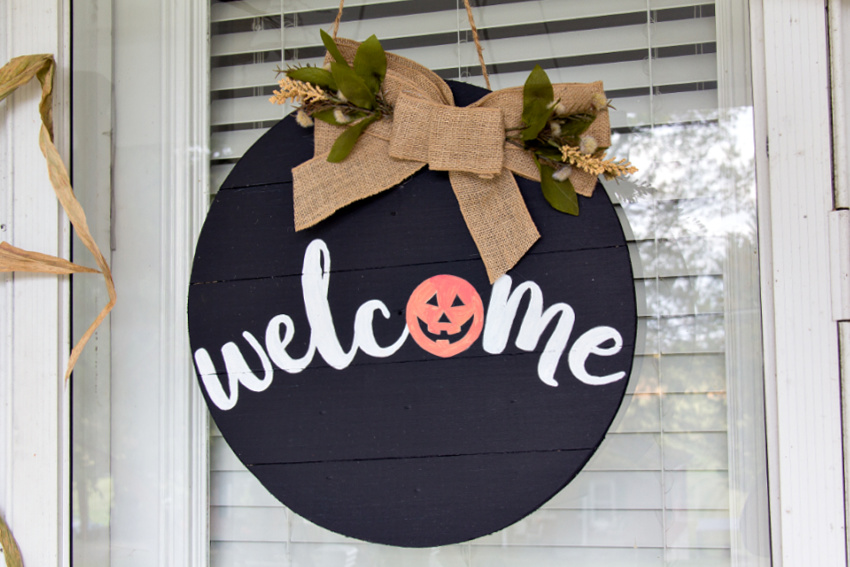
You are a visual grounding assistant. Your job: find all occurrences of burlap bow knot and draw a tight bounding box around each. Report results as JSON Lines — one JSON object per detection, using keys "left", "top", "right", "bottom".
{"left": 292, "top": 38, "right": 610, "bottom": 283}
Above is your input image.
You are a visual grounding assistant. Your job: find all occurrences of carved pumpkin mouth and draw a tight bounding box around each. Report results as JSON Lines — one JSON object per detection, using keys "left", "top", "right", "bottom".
{"left": 416, "top": 315, "right": 476, "bottom": 344}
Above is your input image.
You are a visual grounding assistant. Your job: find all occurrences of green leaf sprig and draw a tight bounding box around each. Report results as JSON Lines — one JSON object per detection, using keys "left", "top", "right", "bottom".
{"left": 270, "top": 30, "right": 389, "bottom": 162}
{"left": 509, "top": 65, "right": 635, "bottom": 215}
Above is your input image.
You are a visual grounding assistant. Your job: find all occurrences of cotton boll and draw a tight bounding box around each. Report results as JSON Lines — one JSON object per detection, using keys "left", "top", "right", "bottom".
{"left": 579, "top": 135, "right": 598, "bottom": 154}
{"left": 552, "top": 165, "right": 573, "bottom": 181}
{"left": 295, "top": 110, "right": 314, "bottom": 128}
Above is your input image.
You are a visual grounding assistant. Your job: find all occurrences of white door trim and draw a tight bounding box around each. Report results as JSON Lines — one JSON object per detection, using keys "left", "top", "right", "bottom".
{"left": 753, "top": 0, "right": 847, "bottom": 564}
{"left": 0, "top": 0, "right": 72, "bottom": 566}
{"left": 158, "top": 0, "right": 212, "bottom": 565}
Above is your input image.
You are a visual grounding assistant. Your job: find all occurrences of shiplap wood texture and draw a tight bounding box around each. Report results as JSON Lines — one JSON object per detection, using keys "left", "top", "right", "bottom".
{"left": 190, "top": 79, "right": 639, "bottom": 545}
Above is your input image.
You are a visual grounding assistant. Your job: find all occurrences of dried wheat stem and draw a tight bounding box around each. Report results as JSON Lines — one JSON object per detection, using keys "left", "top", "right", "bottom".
{"left": 269, "top": 76, "right": 330, "bottom": 105}
{"left": 560, "top": 145, "right": 637, "bottom": 179}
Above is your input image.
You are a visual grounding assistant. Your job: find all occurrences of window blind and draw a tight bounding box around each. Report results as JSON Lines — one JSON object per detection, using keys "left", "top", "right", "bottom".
{"left": 208, "top": 1, "right": 767, "bottom": 565}
{"left": 210, "top": 0, "right": 718, "bottom": 192}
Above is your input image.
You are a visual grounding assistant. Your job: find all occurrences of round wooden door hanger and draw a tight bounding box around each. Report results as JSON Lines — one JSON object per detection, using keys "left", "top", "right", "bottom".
{"left": 188, "top": 82, "right": 638, "bottom": 548}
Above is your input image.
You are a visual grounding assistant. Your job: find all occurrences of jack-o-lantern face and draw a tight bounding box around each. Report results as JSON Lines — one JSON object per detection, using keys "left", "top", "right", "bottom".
{"left": 406, "top": 275, "right": 484, "bottom": 357}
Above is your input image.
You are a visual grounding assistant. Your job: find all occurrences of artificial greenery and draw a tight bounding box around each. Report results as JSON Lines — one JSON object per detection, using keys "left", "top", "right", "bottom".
{"left": 270, "top": 34, "right": 636, "bottom": 214}
{"left": 508, "top": 64, "right": 637, "bottom": 215}
{"left": 270, "top": 30, "right": 389, "bottom": 162}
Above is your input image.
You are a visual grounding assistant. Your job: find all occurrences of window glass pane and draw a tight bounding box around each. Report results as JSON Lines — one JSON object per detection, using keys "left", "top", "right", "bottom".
{"left": 208, "top": 1, "right": 768, "bottom": 565}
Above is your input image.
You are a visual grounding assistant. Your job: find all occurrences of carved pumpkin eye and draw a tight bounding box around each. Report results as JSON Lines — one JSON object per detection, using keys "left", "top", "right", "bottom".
{"left": 406, "top": 274, "right": 485, "bottom": 358}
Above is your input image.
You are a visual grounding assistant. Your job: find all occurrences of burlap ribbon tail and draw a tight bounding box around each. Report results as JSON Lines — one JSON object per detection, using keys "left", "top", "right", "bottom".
{"left": 292, "top": 39, "right": 610, "bottom": 284}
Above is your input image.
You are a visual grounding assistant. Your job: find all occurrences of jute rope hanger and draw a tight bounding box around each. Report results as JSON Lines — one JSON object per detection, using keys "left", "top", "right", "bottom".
{"left": 331, "top": 0, "right": 492, "bottom": 90}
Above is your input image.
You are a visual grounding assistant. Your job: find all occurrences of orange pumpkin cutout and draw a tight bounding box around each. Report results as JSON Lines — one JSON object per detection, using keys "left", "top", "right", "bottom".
{"left": 406, "top": 274, "right": 484, "bottom": 358}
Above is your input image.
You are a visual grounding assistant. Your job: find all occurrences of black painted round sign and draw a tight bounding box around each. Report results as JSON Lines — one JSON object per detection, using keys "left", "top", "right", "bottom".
{"left": 188, "top": 82, "right": 637, "bottom": 548}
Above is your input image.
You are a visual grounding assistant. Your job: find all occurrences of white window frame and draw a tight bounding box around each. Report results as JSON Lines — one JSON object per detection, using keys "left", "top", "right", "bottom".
{"left": 2, "top": 0, "right": 847, "bottom": 565}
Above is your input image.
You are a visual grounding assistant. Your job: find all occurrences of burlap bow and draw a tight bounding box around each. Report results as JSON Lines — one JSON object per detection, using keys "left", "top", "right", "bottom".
{"left": 292, "top": 38, "right": 610, "bottom": 283}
